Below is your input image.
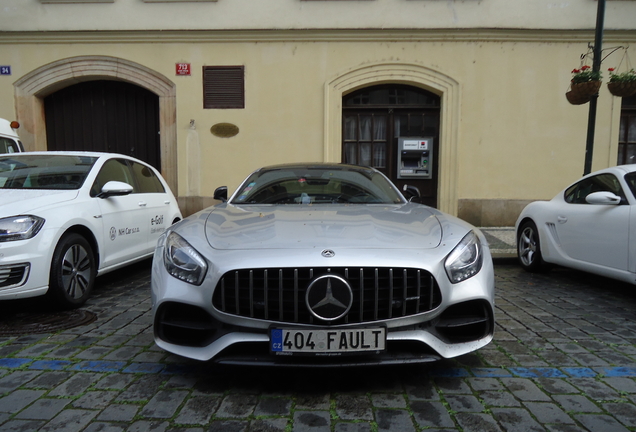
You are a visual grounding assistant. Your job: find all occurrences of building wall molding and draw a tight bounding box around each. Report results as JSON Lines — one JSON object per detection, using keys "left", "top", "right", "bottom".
{"left": 13, "top": 55, "right": 178, "bottom": 195}
{"left": 1, "top": 29, "right": 635, "bottom": 45}
{"left": 325, "top": 62, "right": 460, "bottom": 215}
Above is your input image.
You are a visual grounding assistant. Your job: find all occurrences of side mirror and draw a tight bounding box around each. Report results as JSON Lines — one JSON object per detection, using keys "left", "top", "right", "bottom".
{"left": 98, "top": 181, "right": 133, "bottom": 199}
{"left": 585, "top": 191, "right": 622, "bottom": 205}
{"left": 402, "top": 184, "right": 421, "bottom": 201}
{"left": 214, "top": 186, "right": 228, "bottom": 202}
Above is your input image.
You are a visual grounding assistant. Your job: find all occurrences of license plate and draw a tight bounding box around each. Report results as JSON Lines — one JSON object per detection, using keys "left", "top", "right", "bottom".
{"left": 270, "top": 327, "right": 386, "bottom": 355}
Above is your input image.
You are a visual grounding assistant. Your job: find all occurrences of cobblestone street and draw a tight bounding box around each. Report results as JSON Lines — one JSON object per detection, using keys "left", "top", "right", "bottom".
{"left": 1, "top": 258, "right": 636, "bottom": 431}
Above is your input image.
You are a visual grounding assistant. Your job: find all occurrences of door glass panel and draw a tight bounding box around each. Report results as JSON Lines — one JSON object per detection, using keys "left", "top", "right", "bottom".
{"left": 395, "top": 115, "right": 409, "bottom": 137}
{"left": 627, "top": 144, "right": 636, "bottom": 165}
{"left": 374, "top": 115, "right": 387, "bottom": 140}
{"left": 410, "top": 115, "right": 423, "bottom": 135}
{"left": 629, "top": 116, "right": 636, "bottom": 141}
{"left": 359, "top": 116, "right": 372, "bottom": 141}
{"left": 360, "top": 143, "right": 372, "bottom": 166}
{"left": 373, "top": 144, "right": 386, "bottom": 168}
{"left": 344, "top": 143, "right": 357, "bottom": 164}
{"left": 344, "top": 116, "right": 357, "bottom": 140}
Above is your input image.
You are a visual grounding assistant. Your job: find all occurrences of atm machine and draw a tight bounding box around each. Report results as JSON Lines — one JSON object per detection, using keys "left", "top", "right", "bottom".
{"left": 397, "top": 137, "right": 433, "bottom": 179}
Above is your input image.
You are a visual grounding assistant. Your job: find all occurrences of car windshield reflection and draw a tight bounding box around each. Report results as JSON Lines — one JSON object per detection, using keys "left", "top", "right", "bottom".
{"left": 231, "top": 166, "right": 405, "bottom": 205}
{"left": 0, "top": 155, "right": 98, "bottom": 190}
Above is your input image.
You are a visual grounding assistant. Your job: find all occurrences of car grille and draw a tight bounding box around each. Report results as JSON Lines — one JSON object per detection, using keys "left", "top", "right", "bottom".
{"left": 0, "top": 263, "right": 30, "bottom": 290}
{"left": 212, "top": 267, "right": 441, "bottom": 325}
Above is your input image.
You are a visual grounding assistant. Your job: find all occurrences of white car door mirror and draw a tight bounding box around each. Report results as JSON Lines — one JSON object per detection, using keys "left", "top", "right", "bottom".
{"left": 98, "top": 181, "right": 134, "bottom": 199}
{"left": 585, "top": 191, "right": 622, "bottom": 205}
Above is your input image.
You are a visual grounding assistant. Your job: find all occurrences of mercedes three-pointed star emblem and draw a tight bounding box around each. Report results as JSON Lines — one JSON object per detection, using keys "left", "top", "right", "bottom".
{"left": 305, "top": 274, "right": 353, "bottom": 321}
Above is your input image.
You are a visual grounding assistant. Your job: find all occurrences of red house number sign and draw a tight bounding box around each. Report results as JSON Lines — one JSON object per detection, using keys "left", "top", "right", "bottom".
{"left": 176, "top": 63, "right": 191, "bottom": 76}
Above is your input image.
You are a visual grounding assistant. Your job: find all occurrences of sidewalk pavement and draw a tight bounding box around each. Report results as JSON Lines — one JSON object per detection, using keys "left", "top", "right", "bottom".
{"left": 480, "top": 227, "right": 516, "bottom": 259}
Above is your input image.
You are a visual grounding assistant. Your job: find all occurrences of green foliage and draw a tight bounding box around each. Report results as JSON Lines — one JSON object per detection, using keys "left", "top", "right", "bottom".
{"left": 571, "top": 66, "right": 602, "bottom": 84}
{"left": 608, "top": 68, "right": 636, "bottom": 83}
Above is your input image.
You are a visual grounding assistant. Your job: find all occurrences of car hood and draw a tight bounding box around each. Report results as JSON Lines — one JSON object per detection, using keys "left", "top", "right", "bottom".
{"left": 204, "top": 203, "right": 442, "bottom": 250}
{"left": 0, "top": 189, "right": 79, "bottom": 215}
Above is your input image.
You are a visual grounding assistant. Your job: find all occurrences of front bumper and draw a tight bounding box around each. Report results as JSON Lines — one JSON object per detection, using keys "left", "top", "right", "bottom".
{"left": 151, "top": 246, "right": 495, "bottom": 366}
{"left": 0, "top": 228, "right": 58, "bottom": 300}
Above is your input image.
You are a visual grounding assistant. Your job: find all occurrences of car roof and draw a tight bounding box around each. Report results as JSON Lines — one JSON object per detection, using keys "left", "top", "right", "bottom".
{"left": 0, "top": 119, "right": 19, "bottom": 139}
{"left": 0, "top": 151, "right": 144, "bottom": 161}
{"left": 255, "top": 163, "right": 379, "bottom": 173}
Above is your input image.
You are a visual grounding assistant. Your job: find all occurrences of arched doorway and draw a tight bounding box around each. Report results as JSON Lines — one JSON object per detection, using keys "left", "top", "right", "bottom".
{"left": 342, "top": 84, "right": 441, "bottom": 207}
{"left": 14, "top": 56, "right": 177, "bottom": 195}
{"left": 44, "top": 80, "right": 161, "bottom": 170}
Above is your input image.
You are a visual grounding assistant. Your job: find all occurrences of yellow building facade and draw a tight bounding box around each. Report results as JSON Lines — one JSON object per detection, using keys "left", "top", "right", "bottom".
{"left": 2, "top": 0, "right": 636, "bottom": 225}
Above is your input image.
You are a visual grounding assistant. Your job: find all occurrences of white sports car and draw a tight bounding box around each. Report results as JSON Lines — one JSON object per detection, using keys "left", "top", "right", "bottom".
{"left": 0, "top": 152, "right": 182, "bottom": 308}
{"left": 151, "top": 163, "right": 494, "bottom": 366}
{"left": 516, "top": 165, "right": 636, "bottom": 283}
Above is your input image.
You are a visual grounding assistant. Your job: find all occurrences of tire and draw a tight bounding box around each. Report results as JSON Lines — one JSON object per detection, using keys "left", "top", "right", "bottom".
{"left": 517, "top": 220, "right": 549, "bottom": 273}
{"left": 47, "top": 233, "right": 96, "bottom": 309}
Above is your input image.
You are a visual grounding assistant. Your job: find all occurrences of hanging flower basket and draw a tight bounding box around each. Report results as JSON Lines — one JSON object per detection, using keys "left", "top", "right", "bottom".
{"left": 606, "top": 68, "right": 636, "bottom": 97}
{"left": 569, "top": 80, "right": 602, "bottom": 98}
{"left": 565, "top": 90, "right": 591, "bottom": 105}
{"left": 566, "top": 66, "right": 602, "bottom": 104}
{"left": 607, "top": 81, "right": 636, "bottom": 97}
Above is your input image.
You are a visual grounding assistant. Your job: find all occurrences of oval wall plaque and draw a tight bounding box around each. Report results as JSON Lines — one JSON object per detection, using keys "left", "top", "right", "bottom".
{"left": 211, "top": 123, "right": 239, "bottom": 138}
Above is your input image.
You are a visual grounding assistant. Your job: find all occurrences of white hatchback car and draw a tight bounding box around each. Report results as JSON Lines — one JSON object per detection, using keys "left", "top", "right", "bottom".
{"left": 0, "top": 152, "right": 182, "bottom": 308}
{"left": 516, "top": 164, "right": 636, "bottom": 284}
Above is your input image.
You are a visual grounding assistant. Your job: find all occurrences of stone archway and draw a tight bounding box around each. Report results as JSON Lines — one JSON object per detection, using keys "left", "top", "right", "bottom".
{"left": 324, "top": 63, "right": 460, "bottom": 216}
{"left": 14, "top": 55, "right": 178, "bottom": 195}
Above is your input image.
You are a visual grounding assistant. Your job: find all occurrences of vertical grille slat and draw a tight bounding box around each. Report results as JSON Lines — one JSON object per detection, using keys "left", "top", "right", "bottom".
{"left": 294, "top": 269, "right": 299, "bottom": 323}
{"left": 264, "top": 269, "right": 269, "bottom": 320}
{"left": 212, "top": 267, "right": 441, "bottom": 325}
{"left": 278, "top": 269, "right": 284, "bottom": 321}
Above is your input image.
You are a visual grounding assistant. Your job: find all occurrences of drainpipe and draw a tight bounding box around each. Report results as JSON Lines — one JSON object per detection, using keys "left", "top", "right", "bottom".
{"left": 583, "top": 0, "right": 606, "bottom": 176}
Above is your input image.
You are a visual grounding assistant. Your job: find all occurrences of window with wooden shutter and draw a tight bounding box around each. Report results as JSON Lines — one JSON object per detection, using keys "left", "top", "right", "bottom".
{"left": 203, "top": 66, "right": 245, "bottom": 109}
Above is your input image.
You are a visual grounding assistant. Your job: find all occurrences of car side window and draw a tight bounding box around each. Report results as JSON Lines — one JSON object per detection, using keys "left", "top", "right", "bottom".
{"left": 131, "top": 162, "right": 165, "bottom": 193}
{"left": 564, "top": 173, "right": 625, "bottom": 204}
{"left": 0, "top": 137, "right": 19, "bottom": 153}
{"left": 90, "top": 159, "right": 137, "bottom": 197}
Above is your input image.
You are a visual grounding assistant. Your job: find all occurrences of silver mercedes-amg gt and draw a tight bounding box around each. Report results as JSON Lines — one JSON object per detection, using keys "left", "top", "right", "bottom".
{"left": 151, "top": 163, "right": 494, "bottom": 366}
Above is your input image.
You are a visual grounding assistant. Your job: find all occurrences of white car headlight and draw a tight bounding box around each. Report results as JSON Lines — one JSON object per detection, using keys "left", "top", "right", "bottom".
{"left": 163, "top": 231, "right": 208, "bottom": 285}
{"left": 0, "top": 215, "right": 45, "bottom": 243}
{"left": 444, "top": 231, "right": 483, "bottom": 283}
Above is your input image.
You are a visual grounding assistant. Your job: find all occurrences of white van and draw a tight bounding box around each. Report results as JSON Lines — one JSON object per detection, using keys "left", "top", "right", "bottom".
{"left": 0, "top": 119, "right": 24, "bottom": 153}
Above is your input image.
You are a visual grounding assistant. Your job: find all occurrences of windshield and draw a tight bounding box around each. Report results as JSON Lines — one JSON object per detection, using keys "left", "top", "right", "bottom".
{"left": 231, "top": 166, "right": 406, "bottom": 205}
{"left": 0, "top": 155, "right": 98, "bottom": 190}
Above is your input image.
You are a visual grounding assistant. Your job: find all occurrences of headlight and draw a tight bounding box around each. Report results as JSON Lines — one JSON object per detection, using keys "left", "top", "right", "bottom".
{"left": 444, "top": 231, "right": 483, "bottom": 283}
{"left": 163, "top": 231, "right": 208, "bottom": 285}
{"left": 0, "top": 215, "right": 45, "bottom": 243}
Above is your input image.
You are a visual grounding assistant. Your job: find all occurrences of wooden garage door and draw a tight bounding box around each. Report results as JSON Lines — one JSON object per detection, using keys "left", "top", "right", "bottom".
{"left": 44, "top": 80, "right": 161, "bottom": 169}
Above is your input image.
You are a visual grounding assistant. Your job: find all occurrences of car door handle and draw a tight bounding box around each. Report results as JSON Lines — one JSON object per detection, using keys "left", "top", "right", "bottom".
{"left": 557, "top": 216, "right": 568, "bottom": 224}
{"left": 138, "top": 202, "right": 147, "bottom": 207}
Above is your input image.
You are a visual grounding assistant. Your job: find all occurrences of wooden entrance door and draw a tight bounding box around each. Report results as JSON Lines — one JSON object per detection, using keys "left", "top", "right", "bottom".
{"left": 44, "top": 80, "right": 161, "bottom": 170}
{"left": 342, "top": 85, "right": 441, "bottom": 207}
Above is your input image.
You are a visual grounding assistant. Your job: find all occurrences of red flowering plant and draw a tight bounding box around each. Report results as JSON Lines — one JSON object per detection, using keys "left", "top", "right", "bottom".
{"left": 571, "top": 65, "right": 602, "bottom": 84}
{"left": 608, "top": 67, "right": 636, "bottom": 83}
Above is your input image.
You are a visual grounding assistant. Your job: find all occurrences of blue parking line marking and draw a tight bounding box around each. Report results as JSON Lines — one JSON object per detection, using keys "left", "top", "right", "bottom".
{"left": 562, "top": 367, "right": 597, "bottom": 377}
{"left": 0, "top": 358, "right": 31, "bottom": 368}
{"left": 600, "top": 367, "right": 636, "bottom": 377}
{"left": 29, "top": 360, "right": 72, "bottom": 370}
{"left": 509, "top": 367, "right": 568, "bottom": 378}
{"left": 4, "top": 358, "right": 636, "bottom": 379}
{"left": 70, "top": 361, "right": 126, "bottom": 372}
